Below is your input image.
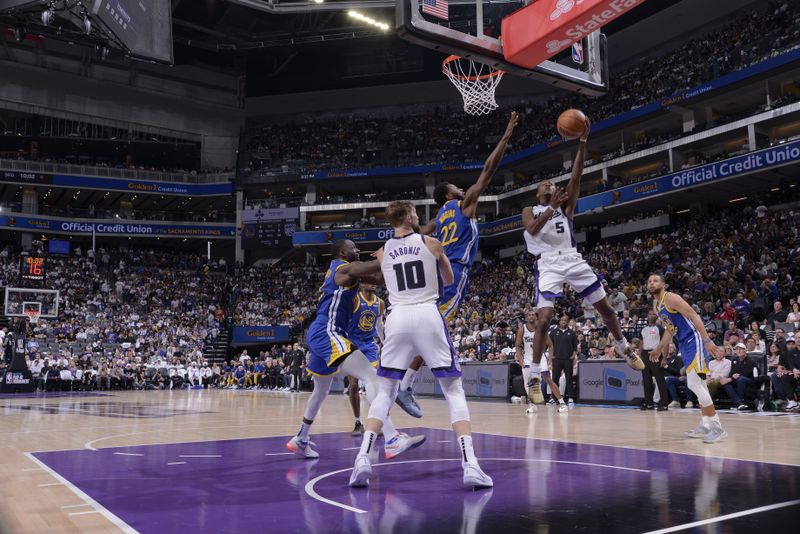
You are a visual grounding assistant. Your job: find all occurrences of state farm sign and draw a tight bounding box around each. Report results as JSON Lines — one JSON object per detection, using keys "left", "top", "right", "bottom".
{"left": 502, "top": 0, "right": 647, "bottom": 69}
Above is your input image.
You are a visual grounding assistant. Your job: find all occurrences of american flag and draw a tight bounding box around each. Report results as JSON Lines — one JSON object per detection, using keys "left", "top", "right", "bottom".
{"left": 422, "top": 0, "right": 449, "bottom": 21}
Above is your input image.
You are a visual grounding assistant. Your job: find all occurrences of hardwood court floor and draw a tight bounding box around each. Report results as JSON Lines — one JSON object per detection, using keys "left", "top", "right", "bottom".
{"left": 1, "top": 390, "right": 798, "bottom": 533}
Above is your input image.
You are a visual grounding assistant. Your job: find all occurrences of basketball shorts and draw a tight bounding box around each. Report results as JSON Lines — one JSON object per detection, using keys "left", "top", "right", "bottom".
{"left": 438, "top": 262, "right": 471, "bottom": 322}
{"left": 378, "top": 303, "right": 461, "bottom": 380}
{"left": 352, "top": 340, "right": 379, "bottom": 368}
{"left": 535, "top": 251, "right": 606, "bottom": 309}
{"left": 680, "top": 337, "right": 711, "bottom": 376}
{"left": 306, "top": 319, "right": 354, "bottom": 377}
{"left": 523, "top": 353, "right": 550, "bottom": 376}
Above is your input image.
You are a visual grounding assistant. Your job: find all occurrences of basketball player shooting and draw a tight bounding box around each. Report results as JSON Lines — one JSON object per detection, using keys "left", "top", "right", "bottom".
{"left": 394, "top": 111, "right": 520, "bottom": 418}
{"left": 521, "top": 116, "right": 644, "bottom": 400}
{"left": 350, "top": 200, "right": 492, "bottom": 489}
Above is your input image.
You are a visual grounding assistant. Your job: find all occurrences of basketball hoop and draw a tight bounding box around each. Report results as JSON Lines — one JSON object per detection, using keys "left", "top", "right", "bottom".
{"left": 442, "top": 55, "right": 504, "bottom": 116}
{"left": 22, "top": 302, "right": 41, "bottom": 325}
{"left": 23, "top": 309, "right": 40, "bottom": 325}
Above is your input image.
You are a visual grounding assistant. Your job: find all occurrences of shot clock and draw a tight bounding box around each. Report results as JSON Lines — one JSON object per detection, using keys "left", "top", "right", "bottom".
{"left": 19, "top": 254, "right": 46, "bottom": 285}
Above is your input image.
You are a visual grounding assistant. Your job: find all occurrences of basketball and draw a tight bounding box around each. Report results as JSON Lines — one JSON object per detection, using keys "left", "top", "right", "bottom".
{"left": 557, "top": 109, "right": 589, "bottom": 140}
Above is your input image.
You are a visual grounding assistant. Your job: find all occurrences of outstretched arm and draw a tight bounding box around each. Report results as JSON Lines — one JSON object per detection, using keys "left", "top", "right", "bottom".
{"left": 420, "top": 219, "right": 437, "bottom": 236}
{"left": 461, "top": 112, "right": 519, "bottom": 218}
{"left": 333, "top": 260, "right": 381, "bottom": 287}
{"left": 564, "top": 122, "right": 589, "bottom": 218}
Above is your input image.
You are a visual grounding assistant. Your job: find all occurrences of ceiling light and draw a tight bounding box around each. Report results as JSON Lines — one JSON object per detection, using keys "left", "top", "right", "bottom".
{"left": 348, "top": 10, "right": 390, "bottom": 31}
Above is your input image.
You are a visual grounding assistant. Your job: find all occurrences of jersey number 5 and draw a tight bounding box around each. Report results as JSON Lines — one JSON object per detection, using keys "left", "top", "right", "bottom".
{"left": 392, "top": 260, "right": 426, "bottom": 291}
{"left": 555, "top": 222, "right": 565, "bottom": 234}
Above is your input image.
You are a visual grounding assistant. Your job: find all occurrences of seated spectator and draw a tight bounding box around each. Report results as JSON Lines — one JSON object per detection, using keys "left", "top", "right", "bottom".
{"left": 721, "top": 343, "right": 757, "bottom": 410}
{"left": 767, "top": 300, "right": 789, "bottom": 329}
{"left": 723, "top": 322, "right": 744, "bottom": 344}
{"left": 732, "top": 292, "right": 751, "bottom": 318}
{"left": 787, "top": 302, "right": 800, "bottom": 330}
{"left": 663, "top": 346, "right": 694, "bottom": 408}
{"left": 705, "top": 349, "right": 732, "bottom": 401}
{"left": 59, "top": 366, "right": 74, "bottom": 391}
{"left": 777, "top": 338, "right": 799, "bottom": 409}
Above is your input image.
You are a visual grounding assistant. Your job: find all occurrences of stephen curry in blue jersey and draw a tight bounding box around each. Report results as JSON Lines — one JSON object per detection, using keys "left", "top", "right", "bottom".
{"left": 647, "top": 273, "right": 728, "bottom": 444}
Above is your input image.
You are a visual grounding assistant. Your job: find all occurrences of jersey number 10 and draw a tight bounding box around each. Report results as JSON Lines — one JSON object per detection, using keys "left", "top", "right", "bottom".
{"left": 392, "top": 260, "right": 426, "bottom": 291}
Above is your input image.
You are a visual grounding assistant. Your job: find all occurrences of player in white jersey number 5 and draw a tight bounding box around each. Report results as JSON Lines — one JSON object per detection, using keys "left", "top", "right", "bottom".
{"left": 521, "top": 121, "right": 644, "bottom": 396}
{"left": 349, "top": 200, "right": 492, "bottom": 490}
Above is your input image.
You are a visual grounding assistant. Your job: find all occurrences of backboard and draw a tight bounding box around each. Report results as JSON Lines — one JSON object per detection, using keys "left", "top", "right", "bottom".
{"left": 4, "top": 288, "right": 60, "bottom": 318}
{"left": 397, "top": 0, "right": 609, "bottom": 95}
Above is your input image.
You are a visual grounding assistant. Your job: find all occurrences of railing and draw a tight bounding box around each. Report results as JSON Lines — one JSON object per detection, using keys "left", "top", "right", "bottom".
{"left": 0, "top": 158, "right": 234, "bottom": 184}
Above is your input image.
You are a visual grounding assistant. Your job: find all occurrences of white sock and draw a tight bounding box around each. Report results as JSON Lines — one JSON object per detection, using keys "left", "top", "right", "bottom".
{"left": 558, "top": 398, "right": 566, "bottom": 405}
{"left": 400, "top": 368, "right": 418, "bottom": 391}
{"left": 359, "top": 430, "right": 378, "bottom": 457}
{"left": 701, "top": 415, "right": 720, "bottom": 427}
{"left": 458, "top": 435, "right": 477, "bottom": 465}
{"left": 382, "top": 417, "right": 399, "bottom": 442}
{"left": 297, "top": 421, "right": 311, "bottom": 440}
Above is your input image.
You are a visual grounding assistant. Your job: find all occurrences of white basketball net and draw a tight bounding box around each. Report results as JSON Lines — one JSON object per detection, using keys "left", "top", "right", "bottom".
{"left": 24, "top": 309, "right": 40, "bottom": 324}
{"left": 443, "top": 56, "right": 504, "bottom": 116}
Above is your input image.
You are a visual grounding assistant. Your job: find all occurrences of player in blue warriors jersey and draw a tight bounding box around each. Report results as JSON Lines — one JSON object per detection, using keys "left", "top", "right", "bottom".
{"left": 346, "top": 283, "right": 385, "bottom": 436}
{"left": 393, "top": 112, "right": 520, "bottom": 418}
{"left": 287, "top": 240, "right": 425, "bottom": 459}
{"left": 647, "top": 273, "right": 728, "bottom": 443}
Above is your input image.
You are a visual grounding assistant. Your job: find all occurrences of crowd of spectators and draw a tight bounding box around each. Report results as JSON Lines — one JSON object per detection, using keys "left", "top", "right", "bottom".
{"left": 245, "top": 2, "right": 800, "bottom": 176}
{"left": 1, "top": 152, "right": 231, "bottom": 177}
{"left": 0, "top": 201, "right": 234, "bottom": 223}
{"left": 2, "top": 186, "right": 799, "bottom": 406}
{"left": 14, "top": 344, "right": 313, "bottom": 393}
{"left": 229, "top": 263, "right": 323, "bottom": 334}
{"left": 1, "top": 246, "right": 233, "bottom": 392}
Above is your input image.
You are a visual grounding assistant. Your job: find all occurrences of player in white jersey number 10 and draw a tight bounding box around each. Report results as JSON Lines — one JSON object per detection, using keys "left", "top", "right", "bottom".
{"left": 348, "top": 200, "right": 493, "bottom": 490}
{"left": 521, "top": 119, "right": 644, "bottom": 394}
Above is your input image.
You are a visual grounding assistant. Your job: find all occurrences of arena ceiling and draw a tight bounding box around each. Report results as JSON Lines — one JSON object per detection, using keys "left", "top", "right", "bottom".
{"left": 0, "top": 0, "right": 762, "bottom": 96}
{"left": 169, "top": 0, "right": 697, "bottom": 96}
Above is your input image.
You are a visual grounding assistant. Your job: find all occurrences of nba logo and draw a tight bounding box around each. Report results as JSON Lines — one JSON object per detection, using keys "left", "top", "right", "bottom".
{"left": 571, "top": 42, "right": 584, "bottom": 65}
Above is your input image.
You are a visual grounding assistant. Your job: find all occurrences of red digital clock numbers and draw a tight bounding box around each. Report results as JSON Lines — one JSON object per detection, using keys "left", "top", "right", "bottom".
{"left": 20, "top": 256, "right": 46, "bottom": 283}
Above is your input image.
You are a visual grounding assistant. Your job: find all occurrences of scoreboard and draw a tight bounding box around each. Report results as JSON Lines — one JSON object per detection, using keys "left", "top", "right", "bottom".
{"left": 241, "top": 220, "right": 296, "bottom": 249}
{"left": 241, "top": 207, "right": 298, "bottom": 250}
{"left": 20, "top": 255, "right": 46, "bottom": 284}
